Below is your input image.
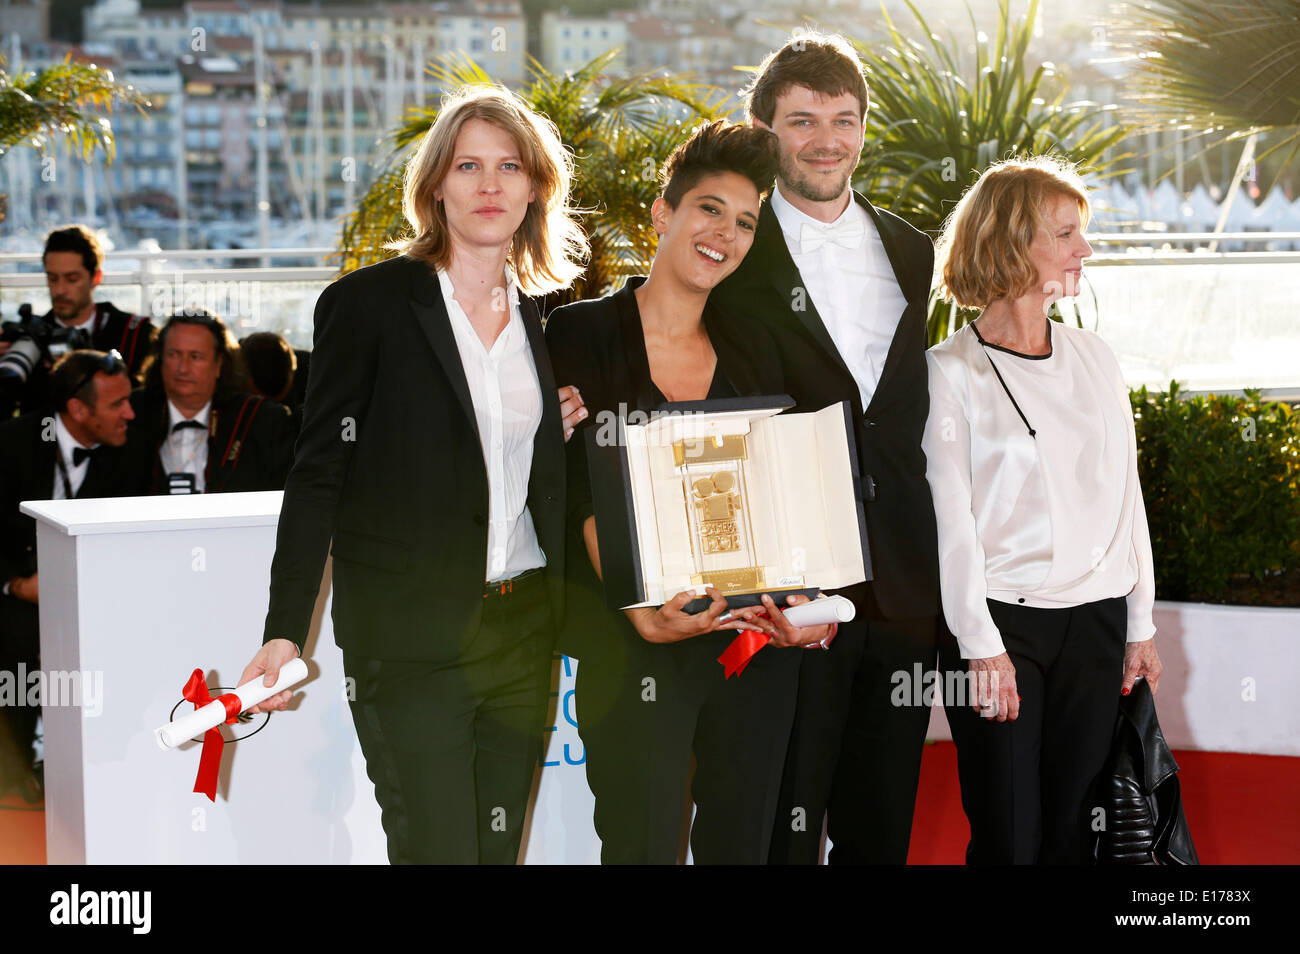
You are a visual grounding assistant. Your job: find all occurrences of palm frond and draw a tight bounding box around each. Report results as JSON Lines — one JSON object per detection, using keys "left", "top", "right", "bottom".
{"left": 851, "top": 0, "right": 1132, "bottom": 342}
{"left": 0, "top": 56, "right": 150, "bottom": 161}
{"left": 1110, "top": 0, "right": 1300, "bottom": 173}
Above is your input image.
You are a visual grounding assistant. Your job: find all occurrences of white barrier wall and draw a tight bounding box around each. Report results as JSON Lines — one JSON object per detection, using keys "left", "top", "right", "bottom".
{"left": 925, "top": 601, "right": 1300, "bottom": 758}
{"left": 23, "top": 492, "right": 601, "bottom": 864}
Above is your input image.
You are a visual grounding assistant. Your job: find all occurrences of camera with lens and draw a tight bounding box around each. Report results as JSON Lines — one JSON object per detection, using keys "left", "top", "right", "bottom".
{"left": 0, "top": 304, "right": 94, "bottom": 389}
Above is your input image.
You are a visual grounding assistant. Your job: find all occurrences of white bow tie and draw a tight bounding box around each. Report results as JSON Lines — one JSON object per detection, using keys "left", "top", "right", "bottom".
{"left": 798, "top": 219, "right": 866, "bottom": 254}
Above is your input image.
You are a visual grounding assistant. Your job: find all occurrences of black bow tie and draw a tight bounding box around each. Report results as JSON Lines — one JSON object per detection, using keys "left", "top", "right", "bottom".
{"left": 172, "top": 419, "right": 208, "bottom": 434}
{"left": 72, "top": 445, "right": 101, "bottom": 466}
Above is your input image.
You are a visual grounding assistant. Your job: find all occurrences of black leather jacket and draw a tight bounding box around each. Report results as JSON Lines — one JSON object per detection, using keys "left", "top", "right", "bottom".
{"left": 1096, "top": 678, "right": 1199, "bottom": 865}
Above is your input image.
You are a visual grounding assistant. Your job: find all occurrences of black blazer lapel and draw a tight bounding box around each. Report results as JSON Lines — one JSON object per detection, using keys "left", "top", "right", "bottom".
{"left": 406, "top": 258, "right": 479, "bottom": 433}
{"left": 520, "top": 294, "right": 561, "bottom": 444}
{"left": 854, "top": 192, "right": 931, "bottom": 412}
{"left": 78, "top": 453, "right": 113, "bottom": 498}
{"left": 752, "top": 201, "right": 857, "bottom": 386}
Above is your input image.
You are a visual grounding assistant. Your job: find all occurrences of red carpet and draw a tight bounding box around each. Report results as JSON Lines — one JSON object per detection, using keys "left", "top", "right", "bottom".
{"left": 906, "top": 742, "right": 1300, "bottom": 864}
{"left": 3, "top": 743, "right": 1296, "bottom": 864}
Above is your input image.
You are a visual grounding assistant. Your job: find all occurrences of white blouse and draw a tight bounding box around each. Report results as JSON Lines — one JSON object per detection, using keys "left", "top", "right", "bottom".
{"left": 921, "top": 321, "right": 1156, "bottom": 659}
{"left": 438, "top": 267, "right": 546, "bottom": 583}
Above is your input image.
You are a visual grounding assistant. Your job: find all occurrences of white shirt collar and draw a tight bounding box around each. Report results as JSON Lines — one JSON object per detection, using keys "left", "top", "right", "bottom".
{"left": 436, "top": 266, "right": 522, "bottom": 310}
{"left": 55, "top": 412, "right": 96, "bottom": 464}
{"left": 770, "top": 180, "right": 864, "bottom": 244}
{"left": 166, "top": 398, "right": 212, "bottom": 431}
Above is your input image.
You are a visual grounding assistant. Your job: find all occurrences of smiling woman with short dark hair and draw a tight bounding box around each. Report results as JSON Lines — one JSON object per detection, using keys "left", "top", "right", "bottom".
{"left": 545, "top": 120, "right": 832, "bottom": 864}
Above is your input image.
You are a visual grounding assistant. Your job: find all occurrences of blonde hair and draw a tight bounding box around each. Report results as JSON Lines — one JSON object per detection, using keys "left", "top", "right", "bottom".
{"left": 389, "top": 85, "right": 589, "bottom": 295}
{"left": 935, "top": 155, "right": 1092, "bottom": 308}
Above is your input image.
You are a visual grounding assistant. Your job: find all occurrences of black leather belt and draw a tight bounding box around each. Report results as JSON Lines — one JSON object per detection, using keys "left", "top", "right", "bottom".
{"left": 483, "top": 566, "right": 544, "bottom": 598}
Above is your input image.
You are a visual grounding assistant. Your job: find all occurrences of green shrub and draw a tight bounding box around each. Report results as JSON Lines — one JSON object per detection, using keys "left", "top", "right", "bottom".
{"left": 1131, "top": 383, "right": 1300, "bottom": 603}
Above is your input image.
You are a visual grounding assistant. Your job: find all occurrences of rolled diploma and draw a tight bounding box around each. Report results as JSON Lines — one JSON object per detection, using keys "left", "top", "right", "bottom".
{"left": 155, "top": 657, "right": 309, "bottom": 751}
{"left": 779, "top": 595, "right": 856, "bottom": 627}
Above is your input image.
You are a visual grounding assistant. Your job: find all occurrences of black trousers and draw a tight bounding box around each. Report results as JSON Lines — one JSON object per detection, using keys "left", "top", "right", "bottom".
{"left": 0, "top": 594, "right": 40, "bottom": 787}
{"left": 769, "top": 610, "right": 940, "bottom": 865}
{"left": 343, "top": 578, "right": 553, "bottom": 864}
{"left": 941, "top": 596, "right": 1128, "bottom": 865}
{"left": 577, "top": 632, "right": 802, "bottom": 864}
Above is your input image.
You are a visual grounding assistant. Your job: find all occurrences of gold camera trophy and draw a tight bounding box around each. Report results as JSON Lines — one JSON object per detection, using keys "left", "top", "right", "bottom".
{"left": 674, "top": 434, "right": 764, "bottom": 599}
{"left": 586, "top": 397, "right": 870, "bottom": 613}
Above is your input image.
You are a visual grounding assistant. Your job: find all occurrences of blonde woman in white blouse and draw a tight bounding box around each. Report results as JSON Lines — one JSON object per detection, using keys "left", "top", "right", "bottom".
{"left": 922, "top": 156, "right": 1162, "bottom": 864}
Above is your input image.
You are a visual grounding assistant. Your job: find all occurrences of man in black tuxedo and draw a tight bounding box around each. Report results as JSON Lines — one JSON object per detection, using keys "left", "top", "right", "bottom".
{"left": 128, "top": 312, "right": 294, "bottom": 495}
{"left": 0, "top": 349, "right": 143, "bottom": 801}
{"left": 711, "top": 33, "right": 942, "bottom": 864}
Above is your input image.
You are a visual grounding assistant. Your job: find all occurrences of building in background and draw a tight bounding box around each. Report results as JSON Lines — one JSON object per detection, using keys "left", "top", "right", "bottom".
{"left": 540, "top": 11, "right": 626, "bottom": 75}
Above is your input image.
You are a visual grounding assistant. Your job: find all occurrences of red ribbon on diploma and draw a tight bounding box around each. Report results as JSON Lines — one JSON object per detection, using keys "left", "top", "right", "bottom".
{"left": 718, "top": 630, "right": 769, "bottom": 679}
{"left": 181, "top": 669, "right": 243, "bottom": 802}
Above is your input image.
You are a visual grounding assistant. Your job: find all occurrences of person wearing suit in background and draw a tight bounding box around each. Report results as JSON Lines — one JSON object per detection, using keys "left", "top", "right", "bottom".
{"left": 128, "top": 312, "right": 296, "bottom": 495}
{"left": 238, "top": 85, "right": 590, "bottom": 864}
{"left": 0, "top": 349, "right": 143, "bottom": 802}
{"left": 546, "top": 121, "right": 834, "bottom": 864}
{"left": 711, "top": 33, "right": 943, "bottom": 865}
{"left": 923, "top": 157, "right": 1162, "bottom": 864}
{"left": 0, "top": 227, "right": 155, "bottom": 420}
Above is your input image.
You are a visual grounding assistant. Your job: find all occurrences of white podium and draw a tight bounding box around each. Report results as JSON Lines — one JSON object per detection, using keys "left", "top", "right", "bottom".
{"left": 21, "top": 492, "right": 600, "bottom": 864}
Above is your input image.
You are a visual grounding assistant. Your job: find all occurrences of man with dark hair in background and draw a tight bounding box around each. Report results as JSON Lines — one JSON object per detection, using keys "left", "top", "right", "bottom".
{"left": 0, "top": 225, "right": 155, "bottom": 418}
{"left": 129, "top": 312, "right": 294, "bottom": 495}
{"left": 0, "top": 349, "right": 144, "bottom": 802}
{"left": 712, "top": 32, "right": 943, "bottom": 865}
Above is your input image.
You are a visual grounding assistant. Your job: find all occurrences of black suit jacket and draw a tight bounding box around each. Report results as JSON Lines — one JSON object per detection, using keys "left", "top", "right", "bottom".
{"left": 711, "top": 192, "right": 940, "bottom": 620}
{"left": 544, "top": 276, "right": 784, "bottom": 660}
{"left": 261, "top": 254, "right": 566, "bottom": 662}
{"left": 0, "top": 411, "right": 146, "bottom": 584}
{"left": 128, "top": 387, "right": 295, "bottom": 495}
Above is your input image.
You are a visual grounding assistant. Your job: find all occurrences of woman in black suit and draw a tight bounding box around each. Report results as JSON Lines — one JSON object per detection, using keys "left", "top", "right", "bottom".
{"left": 545, "top": 121, "right": 833, "bottom": 864}
{"left": 238, "top": 85, "right": 589, "bottom": 864}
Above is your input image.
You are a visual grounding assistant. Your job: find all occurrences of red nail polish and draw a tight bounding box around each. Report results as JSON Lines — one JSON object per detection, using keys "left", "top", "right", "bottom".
{"left": 1121, "top": 687, "right": 1130, "bottom": 695}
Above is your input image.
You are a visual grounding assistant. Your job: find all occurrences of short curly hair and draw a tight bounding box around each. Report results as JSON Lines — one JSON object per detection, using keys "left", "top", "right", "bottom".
{"left": 660, "top": 120, "right": 780, "bottom": 209}
{"left": 935, "top": 155, "right": 1092, "bottom": 308}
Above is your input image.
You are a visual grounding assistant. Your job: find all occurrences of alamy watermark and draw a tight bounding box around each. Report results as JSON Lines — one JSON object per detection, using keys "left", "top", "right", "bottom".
{"left": 0, "top": 665, "right": 104, "bottom": 716}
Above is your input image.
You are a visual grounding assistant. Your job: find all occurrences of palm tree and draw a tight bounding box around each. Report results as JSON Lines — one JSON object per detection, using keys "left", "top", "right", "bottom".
{"left": 0, "top": 56, "right": 150, "bottom": 222}
{"left": 1111, "top": 0, "right": 1300, "bottom": 179}
{"left": 0, "top": 56, "right": 149, "bottom": 159}
{"left": 850, "top": 0, "right": 1132, "bottom": 342}
{"left": 339, "top": 52, "right": 729, "bottom": 307}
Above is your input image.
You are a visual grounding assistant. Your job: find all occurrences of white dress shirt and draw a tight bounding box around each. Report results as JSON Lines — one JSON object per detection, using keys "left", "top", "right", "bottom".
{"left": 160, "top": 399, "right": 211, "bottom": 493}
{"left": 438, "top": 267, "right": 546, "bottom": 582}
{"left": 922, "top": 322, "right": 1157, "bottom": 659}
{"left": 52, "top": 413, "right": 95, "bottom": 499}
{"left": 770, "top": 182, "right": 909, "bottom": 411}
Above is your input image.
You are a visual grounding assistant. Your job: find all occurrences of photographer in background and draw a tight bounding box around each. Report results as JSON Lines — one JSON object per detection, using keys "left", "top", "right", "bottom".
{"left": 0, "top": 225, "right": 155, "bottom": 419}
